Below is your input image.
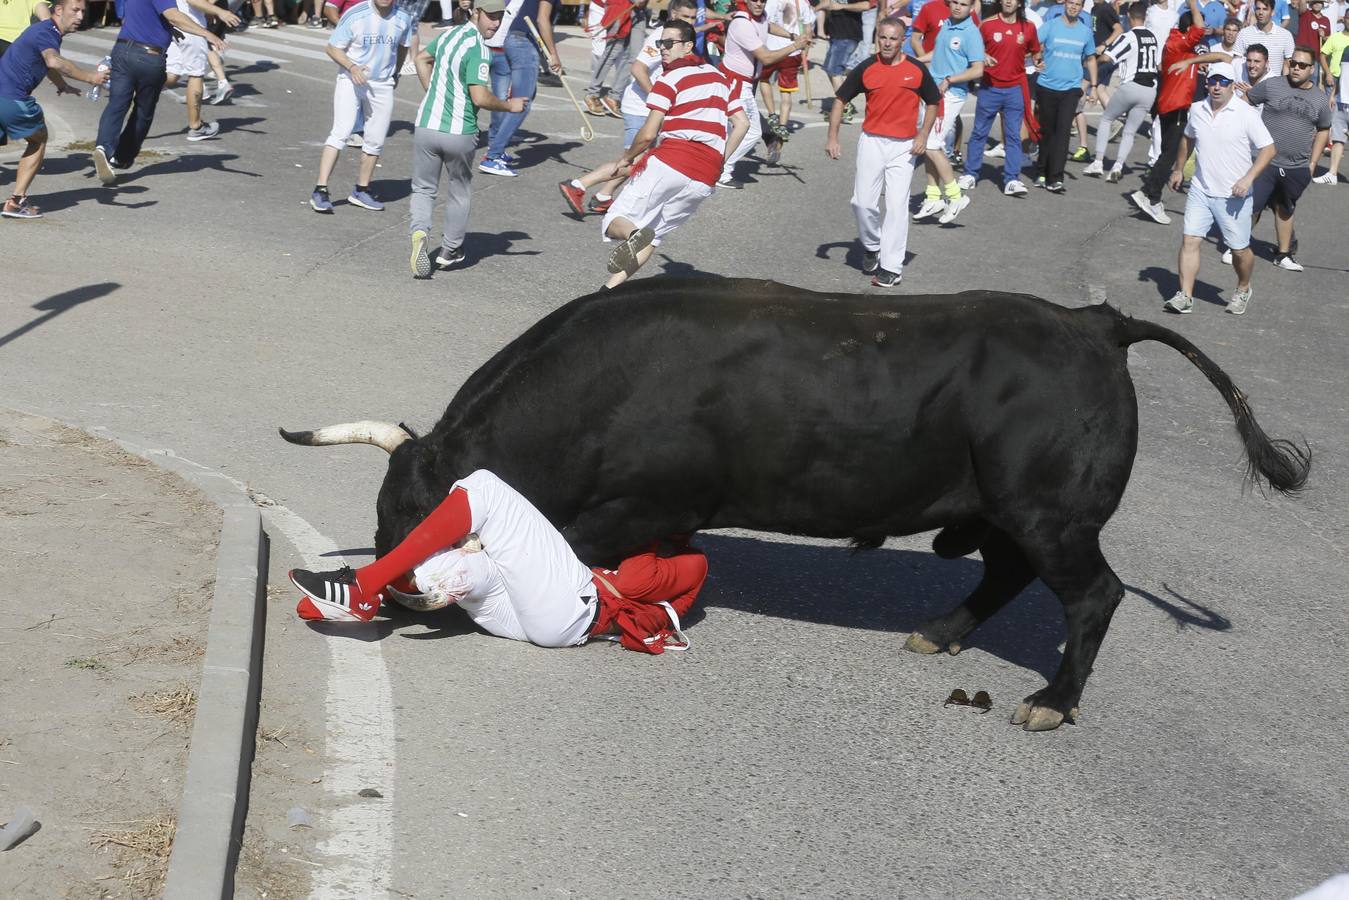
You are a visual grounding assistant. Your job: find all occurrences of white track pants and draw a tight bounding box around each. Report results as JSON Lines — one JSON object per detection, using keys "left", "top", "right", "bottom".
{"left": 851, "top": 131, "right": 917, "bottom": 275}
{"left": 721, "top": 79, "right": 761, "bottom": 181}
{"left": 325, "top": 74, "right": 394, "bottom": 155}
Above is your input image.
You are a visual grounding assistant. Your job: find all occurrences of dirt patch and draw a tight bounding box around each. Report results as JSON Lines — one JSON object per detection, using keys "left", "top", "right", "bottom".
{"left": 0, "top": 409, "right": 219, "bottom": 899}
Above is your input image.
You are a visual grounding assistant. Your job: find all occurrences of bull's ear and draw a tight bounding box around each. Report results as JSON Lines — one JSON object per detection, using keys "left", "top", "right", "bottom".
{"left": 397, "top": 422, "right": 420, "bottom": 440}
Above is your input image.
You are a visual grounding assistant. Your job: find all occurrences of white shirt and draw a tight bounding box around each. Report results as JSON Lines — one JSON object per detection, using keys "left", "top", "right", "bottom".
{"left": 1185, "top": 95, "right": 1274, "bottom": 196}
{"left": 412, "top": 470, "right": 597, "bottom": 648}
{"left": 765, "top": 0, "right": 813, "bottom": 54}
{"left": 620, "top": 28, "right": 663, "bottom": 116}
{"left": 1232, "top": 22, "right": 1296, "bottom": 74}
{"left": 330, "top": 2, "right": 416, "bottom": 82}
{"left": 1145, "top": 5, "right": 1177, "bottom": 46}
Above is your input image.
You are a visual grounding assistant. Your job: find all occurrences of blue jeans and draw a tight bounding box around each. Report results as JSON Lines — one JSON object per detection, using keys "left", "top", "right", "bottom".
{"left": 486, "top": 32, "right": 538, "bottom": 160}
{"left": 965, "top": 85, "right": 1024, "bottom": 186}
{"left": 96, "top": 42, "right": 167, "bottom": 167}
{"left": 845, "top": 9, "right": 876, "bottom": 69}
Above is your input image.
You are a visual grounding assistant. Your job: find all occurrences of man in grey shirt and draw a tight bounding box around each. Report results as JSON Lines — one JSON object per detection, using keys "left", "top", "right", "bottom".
{"left": 1246, "top": 44, "right": 1332, "bottom": 271}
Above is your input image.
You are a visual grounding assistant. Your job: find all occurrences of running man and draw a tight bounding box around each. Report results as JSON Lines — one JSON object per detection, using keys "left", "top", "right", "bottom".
{"left": 1245, "top": 45, "right": 1332, "bottom": 271}
{"left": 717, "top": 0, "right": 811, "bottom": 186}
{"left": 289, "top": 469, "right": 709, "bottom": 655}
{"left": 913, "top": 0, "right": 980, "bottom": 222}
{"left": 0, "top": 0, "right": 106, "bottom": 218}
{"left": 1313, "top": 8, "right": 1349, "bottom": 184}
{"left": 960, "top": 0, "right": 1040, "bottom": 196}
{"left": 1084, "top": 2, "right": 1159, "bottom": 182}
{"left": 480, "top": 0, "right": 561, "bottom": 176}
{"left": 409, "top": 0, "right": 526, "bottom": 276}
{"left": 825, "top": 15, "right": 941, "bottom": 288}
{"left": 1164, "top": 60, "right": 1275, "bottom": 316}
{"left": 599, "top": 19, "right": 750, "bottom": 287}
{"left": 92, "top": 0, "right": 225, "bottom": 184}
{"left": 760, "top": 0, "right": 813, "bottom": 163}
{"left": 559, "top": 0, "right": 699, "bottom": 216}
{"left": 162, "top": 0, "right": 239, "bottom": 142}
{"left": 309, "top": 0, "right": 416, "bottom": 213}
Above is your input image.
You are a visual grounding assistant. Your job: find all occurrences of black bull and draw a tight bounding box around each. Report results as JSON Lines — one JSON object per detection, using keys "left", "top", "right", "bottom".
{"left": 281, "top": 278, "right": 1309, "bottom": 731}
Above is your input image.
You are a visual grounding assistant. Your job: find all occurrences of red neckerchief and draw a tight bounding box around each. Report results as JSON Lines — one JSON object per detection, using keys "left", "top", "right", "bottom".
{"left": 662, "top": 53, "right": 708, "bottom": 73}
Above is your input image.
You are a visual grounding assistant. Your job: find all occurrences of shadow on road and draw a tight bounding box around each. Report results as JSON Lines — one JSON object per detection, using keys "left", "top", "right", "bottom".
{"left": 816, "top": 241, "right": 915, "bottom": 274}
{"left": 1138, "top": 265, "right": 1226, "bottom": 307}
{"left": 119, "top": 152, "right": 260, "bottom": 183}
{"left": 32, "top": 182, "right": 155, "bottom": 212}
{"left": 0, "top": 283, "right": 119, "bottom": 351}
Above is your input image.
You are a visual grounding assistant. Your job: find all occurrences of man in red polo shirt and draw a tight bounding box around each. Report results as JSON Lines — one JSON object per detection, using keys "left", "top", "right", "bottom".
{"left": 825, "top": 15, "right": 941, "bottom": 288}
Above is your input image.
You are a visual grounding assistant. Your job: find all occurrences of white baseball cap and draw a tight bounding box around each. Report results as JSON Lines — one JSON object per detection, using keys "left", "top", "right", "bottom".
{"left": 1207, "top": 61, "right": 1238, "bottom": 81}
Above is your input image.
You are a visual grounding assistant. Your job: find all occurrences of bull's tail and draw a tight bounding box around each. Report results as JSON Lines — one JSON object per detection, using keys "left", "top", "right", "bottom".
{"left": 1115, "top": 313, "right": 1310, "bottom": 496}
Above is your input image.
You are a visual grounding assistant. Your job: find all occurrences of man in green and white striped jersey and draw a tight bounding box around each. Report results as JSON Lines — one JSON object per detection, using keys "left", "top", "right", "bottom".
{"left": 409, "top": 0, "right": 526, "bottom": 277}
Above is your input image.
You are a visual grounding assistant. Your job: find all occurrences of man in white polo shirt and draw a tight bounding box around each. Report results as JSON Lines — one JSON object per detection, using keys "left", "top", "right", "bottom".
{"left": 1164, "top": 59, "right": 1275, "bottom": 316}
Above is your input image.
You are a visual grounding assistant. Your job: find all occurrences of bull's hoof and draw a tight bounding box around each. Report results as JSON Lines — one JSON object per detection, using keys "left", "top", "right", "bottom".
{"left": 1010, "top": 701, "right": 1080, "bottom": 732}
{"left": 947, "top": 642, "right": 962, "bottom": 656}
{"left": 904, "top": 632, "right": 942, "bottom": 654}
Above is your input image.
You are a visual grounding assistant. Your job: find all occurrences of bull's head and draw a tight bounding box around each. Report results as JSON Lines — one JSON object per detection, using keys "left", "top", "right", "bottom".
{"left": 278, "top": 421, "right": 446, "bottom": 557}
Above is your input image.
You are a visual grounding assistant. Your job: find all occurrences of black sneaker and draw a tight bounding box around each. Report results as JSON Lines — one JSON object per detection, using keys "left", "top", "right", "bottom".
{"left": 871, "top": 267, "right": 901, "bottom": 288}
{"left": 436, "top": 247, "right": 466, "bottom": 268}
{"left": 290, "top": 566, "right": 380, "bottom": 622}
{"left": 1046, "top": 181, "right": 1066, "bottom": 194}
{"left": 538, "top": 70, "right": 563, "bottom": 88}
{"left": 862, "top": 249, "right": 880, "bottom": 274}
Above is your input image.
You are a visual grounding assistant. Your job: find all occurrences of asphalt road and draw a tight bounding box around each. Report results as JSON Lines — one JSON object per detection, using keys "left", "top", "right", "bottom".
{"left": 4, "top": 20, "right": 1348, "bottom": 900}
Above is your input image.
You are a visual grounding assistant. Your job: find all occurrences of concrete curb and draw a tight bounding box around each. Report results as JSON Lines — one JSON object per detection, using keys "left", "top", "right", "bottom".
{"left": 7, "top": 409, "right": 268, "bottom": 900}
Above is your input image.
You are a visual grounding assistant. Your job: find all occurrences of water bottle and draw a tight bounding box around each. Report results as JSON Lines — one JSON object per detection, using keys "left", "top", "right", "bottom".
{"left": 86, "top": 56, "right": 111, "bottom": 101}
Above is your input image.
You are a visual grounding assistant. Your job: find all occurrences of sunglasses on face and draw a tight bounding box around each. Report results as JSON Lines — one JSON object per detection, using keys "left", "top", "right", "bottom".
{"left": 1207, "top": 75, "right": 1234, "bottom": 86}
{"left": 655, "top": 38, "right": 690, "bottom": 49}
{"left": 1289, "top": 60, "right": 1314, "bottom": 69}
{"left": 944, "top": 689, "right": 993, "bottom": 712}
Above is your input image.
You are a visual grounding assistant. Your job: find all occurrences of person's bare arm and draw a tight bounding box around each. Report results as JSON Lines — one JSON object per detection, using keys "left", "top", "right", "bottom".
{"left": 1168, "top": 134, "right": 1193, "bottom": 190}
{"left": 469, "top": 83, "right": 528, "bottom": 112}
{"left": 326, "top": 43, "right": 369, "bottom": 84}
{"left": 416, "top": 48, "right": 434, "bottom": 90}
{"left": 1169, "top": 50, "right": 1229, "bottom": 72}
{"left": 939, "top": 61, "right": 983, "bottom": 91}
{"left": 912, "top": 102, "right": 936, "bottom": 156}
{"left": 42, "top": 47, "right": 108, "bottom": 93}
{"left": 723, "top": 109, "right": 750, "bottom": 162}
{"left": 164, "top": 9, "right": 226, "bottom": 49}
{"left": 1084, "top": 53, "right": 1098, "bottom": 101}
{"left": 1307, "top": 127, "right": 1330, "bottom": 171}
{"left": 1231, "top": 141, "right": 1276, "bottom": 194}
{"left": 751, "top": 31, "right": 812, "bottom": 66}
{"left": 324, "top": 1, "right": 342, "bottom": 25}
{"left": 537, "top": 0, "right": 563, "bottom": 73}
{"left": 183, "top": 0, "right": 240, "bottom": 27}
{"left": 825, "top": 92, "right": 847, "bottom": 157}
{"left": 612, "top": 109, "right": 664, "bottom": 176}
{"left": 630, "top": 57, "right": 655, "bottom": 94}
{"left": 395, "top": 44, "right": 409, "bottom": 79}
{"left": 32, "top": 0, "right": 51, "bottom": 21}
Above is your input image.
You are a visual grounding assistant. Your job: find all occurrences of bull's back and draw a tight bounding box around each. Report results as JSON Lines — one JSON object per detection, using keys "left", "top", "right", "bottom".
{"left": 442, "top": 280, "right": 1131, "bottom": 542}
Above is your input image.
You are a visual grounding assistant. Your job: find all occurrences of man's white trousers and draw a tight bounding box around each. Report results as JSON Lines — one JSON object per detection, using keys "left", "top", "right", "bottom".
{"left": 851, "top": 131, "right": 917, "bottom": 275}
{"left": 721, "top": 79, "right": 762, "bottom": 181}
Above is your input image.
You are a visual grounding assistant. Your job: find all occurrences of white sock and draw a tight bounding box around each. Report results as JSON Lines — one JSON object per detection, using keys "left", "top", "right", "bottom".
{"left": 595, "top": 193, "right": 611, "bottom": 201}
{"left": 570, "top": 179, "right": 584, "bottom": 190}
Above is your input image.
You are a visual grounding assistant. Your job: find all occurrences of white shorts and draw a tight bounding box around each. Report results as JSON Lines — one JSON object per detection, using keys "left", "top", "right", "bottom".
{"left": 166, "top": 34, "right": 209, "bottom": 79}
{"left": 600, "top": 155, "right": 714, "bottom": 246}
{"left": 926, "top": 90, "right": 966, "bottom": 150}
{"left": 325, "top": 74, "right": 395, "bottom": 155}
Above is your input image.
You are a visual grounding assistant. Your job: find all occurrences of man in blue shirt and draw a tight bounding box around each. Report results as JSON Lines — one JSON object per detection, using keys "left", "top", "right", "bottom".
{"left": 1035, "top": 0, "right": 1097, "bottom": 191}
{"left": 480, "top": 0, "right": 561, "bottom": 176}
{"left": 91, "top": 0, "right": 226, "bottom": 185}
{"left": 914, "top": 0, "right": 982, "bottom": 222}
{"left": 0, "top": 0, "right": 107, "bottom": 217}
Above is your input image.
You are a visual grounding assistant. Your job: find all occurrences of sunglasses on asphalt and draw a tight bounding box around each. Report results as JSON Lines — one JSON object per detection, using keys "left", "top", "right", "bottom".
{"left": 655, "top": 39, "right": 689, "bottom": 49}
{"left": 1207, "top": 75, "right": 1234, "bottom": 86}
{"left": 944, "top": 689, "right": 993, "bottom": 712}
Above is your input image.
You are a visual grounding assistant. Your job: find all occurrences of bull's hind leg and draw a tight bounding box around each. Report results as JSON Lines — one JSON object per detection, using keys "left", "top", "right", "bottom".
{"left": 1011, "top": 530, "right": 1125, "bottom": 732}
{"left": 905, "top": 528, "right": 1036, "bottom": 655}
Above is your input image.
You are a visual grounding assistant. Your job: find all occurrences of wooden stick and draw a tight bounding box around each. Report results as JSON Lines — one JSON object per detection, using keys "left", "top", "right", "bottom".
{"left": 523, "top": 16, "right": 595, "bottom": 142}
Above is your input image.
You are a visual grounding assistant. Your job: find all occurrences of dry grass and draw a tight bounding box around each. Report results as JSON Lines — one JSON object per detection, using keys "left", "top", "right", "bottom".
{"left": 115, "top": 635, "right": 204, "bottom": 665}
{"left": 131, "top": 684, "right": 197, "bottom": 727}
{"left": 257, "top": 723, "right": 290, "bottom": 750}
{"left": 89, "top": 816, "right": 175, "bottom": 898}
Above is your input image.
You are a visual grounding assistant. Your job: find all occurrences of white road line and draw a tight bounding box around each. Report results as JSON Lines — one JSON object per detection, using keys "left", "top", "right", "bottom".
{"left": 225, "top": 33, "right": 334, "bottom": 61}
{"left": 252, "top": 494, "right": 397, "bottom": 900}
{"left": 238, "top": 24, "right": 338, "bottom": 47}
{"left": 63, "top": 31, "right": 295, "bottom": 67}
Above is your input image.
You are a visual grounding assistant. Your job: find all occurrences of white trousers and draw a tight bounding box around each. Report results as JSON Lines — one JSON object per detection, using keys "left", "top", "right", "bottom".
{"left": 601, "top": 156, "right": 714, "bottom": 246}
{"left": 852, "top": 131, "right": 917, "bottom": 275}
{"left": 720, "top": 79, "right": 761, "bottom": 180}
{"left": 325, "top": 75, "right": 395, "bottom": 155}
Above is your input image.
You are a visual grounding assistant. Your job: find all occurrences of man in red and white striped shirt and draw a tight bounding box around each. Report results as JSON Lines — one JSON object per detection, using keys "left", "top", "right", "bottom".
{"left": 599, "top": 19, "right": 750, "bottom": 288}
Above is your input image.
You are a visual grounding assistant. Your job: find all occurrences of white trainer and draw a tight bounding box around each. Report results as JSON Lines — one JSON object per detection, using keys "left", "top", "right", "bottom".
{"left": 956, "top": 174, "right": 976, "bottom": 190}
{"left": 912, "top": 197, "right": 945, "bottom": 220}
{"left": 1083, "top": 160, "right": 1105, "bottom": 177}
{"left": 1311, "top": 172, "right": 1336, "bottom": 185}
{"left": 938, "top": 194, "right": 971, "bottom": 224}
{"left": 1221, "top": 248, "right": 1233, "bottom": 265}
{"left": 985, "top": 143, "right": 1006, "bottom": 158}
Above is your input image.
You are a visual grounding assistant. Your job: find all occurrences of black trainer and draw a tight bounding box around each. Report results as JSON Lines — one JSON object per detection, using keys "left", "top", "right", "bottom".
{"left": 862, "top": 250, "right": 880, "bottom": 274}
{"left": 872, "top": 267, "right": 901, "bottom": 288}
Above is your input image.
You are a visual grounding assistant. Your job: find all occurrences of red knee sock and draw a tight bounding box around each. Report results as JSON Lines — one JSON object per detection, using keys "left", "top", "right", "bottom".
{"left": 355, "top": 487, "right": 472, "bottom": 595}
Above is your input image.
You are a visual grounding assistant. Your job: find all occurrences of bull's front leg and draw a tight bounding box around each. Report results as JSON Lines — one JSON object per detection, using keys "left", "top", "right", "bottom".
{"left": 905, "top": 528, "right": 1035, "bottom": 655}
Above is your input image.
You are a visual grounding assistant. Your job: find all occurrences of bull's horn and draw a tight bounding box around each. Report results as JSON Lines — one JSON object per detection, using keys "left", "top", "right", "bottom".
{"left": 278, "top": 420, "right": 412, "bottom": 455}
